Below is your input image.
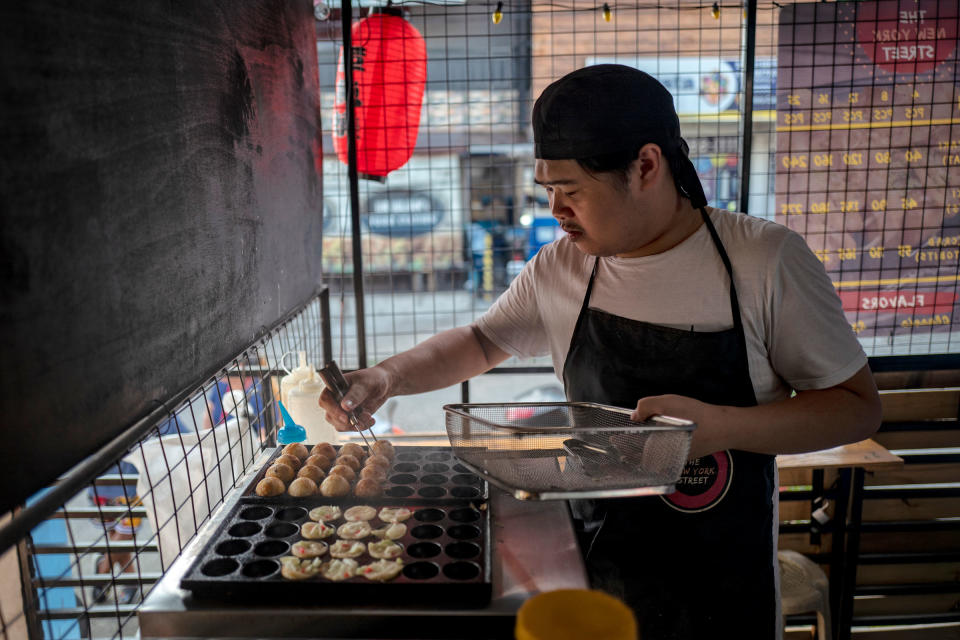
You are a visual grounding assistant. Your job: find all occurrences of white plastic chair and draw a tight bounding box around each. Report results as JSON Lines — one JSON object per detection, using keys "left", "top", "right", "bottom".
{"left": 778, "top": 550, "right": 832, "bottom": 640}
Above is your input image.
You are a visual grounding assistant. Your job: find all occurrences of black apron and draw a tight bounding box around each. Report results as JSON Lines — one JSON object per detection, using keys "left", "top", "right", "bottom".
{"left": 563, "top": 208, "right": 777, "bottom": 640}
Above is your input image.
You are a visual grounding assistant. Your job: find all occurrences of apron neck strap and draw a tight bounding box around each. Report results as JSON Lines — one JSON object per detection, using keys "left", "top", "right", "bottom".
{"left": 579, "top": 256, "right": 601, "bottom": 317}
{"left": 698, "top": 207, "right": 745, "bottom": 338}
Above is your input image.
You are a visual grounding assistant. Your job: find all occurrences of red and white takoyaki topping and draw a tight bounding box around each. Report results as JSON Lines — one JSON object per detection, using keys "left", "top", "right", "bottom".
{"left": 368, "top": 539, "right": 403, "bottom": 559}
{"left": 291, "top": 540, "right": 329, "bottom": 559}
{"left": 344, "top": 505, "right": 378, "bottom": 522}
{"left": 336, "top": 521, "right": 372, "bottom": 540}
{"left": 321, "top": 558, "right": 359, "bottom": 581}
{"left": 370, "top": 523, "right": 407, "bottom": 540}
{"left": 329, "top": 540, "right": 366, "bottom": 559}
{"left": 309, "top": 505, "right": 342, "bottom": 522}
{"left": 280, "top": 556, "right": 323, "bottom": 580}
{"left": 378, "top": 507, "right": 412, "bottom": 523}
{"left": 359, "top": 558, "right": 403, "bottom": 582}
{"left": 300, "top": 521, "right": 335, "bottom": 539}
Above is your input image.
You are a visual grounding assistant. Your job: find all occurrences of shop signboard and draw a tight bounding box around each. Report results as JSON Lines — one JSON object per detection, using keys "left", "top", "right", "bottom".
{"left": 776, "top": 1, "right": 960, "bottom": 353}
{"left": 589, "top": 55, "right": 778, "bottom": 116}
{"left": 321, "top": 154, "right": 466, "bottom": 275}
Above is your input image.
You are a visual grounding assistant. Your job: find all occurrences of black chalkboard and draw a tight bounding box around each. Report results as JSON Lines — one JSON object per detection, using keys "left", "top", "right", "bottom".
{"left": 0, "top": 0, "right": 324, "bottom": 514}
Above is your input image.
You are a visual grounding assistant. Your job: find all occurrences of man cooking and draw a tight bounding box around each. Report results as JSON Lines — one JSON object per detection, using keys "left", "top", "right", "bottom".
{"left": 320, "top": 64, "right": 881, "bottom": 639}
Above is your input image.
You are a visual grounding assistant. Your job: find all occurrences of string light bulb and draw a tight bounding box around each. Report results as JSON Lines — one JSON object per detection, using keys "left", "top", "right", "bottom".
{"left": 492, "top": 1, "right": 503, "bottom": 24}
{"left": 602, "top": 3, "right": 612, "bottom": 22}
{"left": 711, "top": 2, "right": 720, "bottom": 19}
{"left": 313, "top": 1, "right": 330, "bottom": 20}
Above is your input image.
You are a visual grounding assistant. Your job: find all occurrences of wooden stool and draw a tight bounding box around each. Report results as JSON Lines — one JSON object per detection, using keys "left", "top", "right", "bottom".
{"left": 778, "top": 550, "right": 831, "bottom": 640}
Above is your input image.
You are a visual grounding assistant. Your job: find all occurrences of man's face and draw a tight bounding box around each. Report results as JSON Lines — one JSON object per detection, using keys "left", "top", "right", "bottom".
{"left": 534, "top": 158, "right": 662, "bottom": 258}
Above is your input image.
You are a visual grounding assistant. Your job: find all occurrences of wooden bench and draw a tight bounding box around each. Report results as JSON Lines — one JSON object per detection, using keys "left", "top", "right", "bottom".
{"left": 779, "top": 364, "right": 960, "bottom": 640}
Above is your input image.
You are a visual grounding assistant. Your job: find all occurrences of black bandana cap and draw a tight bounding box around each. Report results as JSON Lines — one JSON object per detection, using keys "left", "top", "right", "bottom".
{"left": 533, "top": 64, "right": 708, "bottom": 209}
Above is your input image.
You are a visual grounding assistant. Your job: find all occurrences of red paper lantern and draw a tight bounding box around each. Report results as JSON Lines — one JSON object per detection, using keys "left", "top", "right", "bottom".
{"left": 333, "top": 8, "right": 427, "bottom": 180}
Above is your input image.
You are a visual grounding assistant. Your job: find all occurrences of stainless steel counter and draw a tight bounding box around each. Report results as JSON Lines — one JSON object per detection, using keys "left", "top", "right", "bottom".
{"left": 138, "top": 450, "right": 588, "bottom": 639}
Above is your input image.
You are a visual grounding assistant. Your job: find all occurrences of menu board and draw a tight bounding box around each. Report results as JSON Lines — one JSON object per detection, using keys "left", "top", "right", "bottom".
{"left": 776, "top": 1, "right": 960, "bottom": 352}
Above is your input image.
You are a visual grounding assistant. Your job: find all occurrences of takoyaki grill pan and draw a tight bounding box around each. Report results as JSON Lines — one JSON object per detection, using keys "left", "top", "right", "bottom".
{"left": 179, "top": 500, "right": 492, "bottom": 606}
{"left": 241, "top": 445, "right": 489, "bottom": 503}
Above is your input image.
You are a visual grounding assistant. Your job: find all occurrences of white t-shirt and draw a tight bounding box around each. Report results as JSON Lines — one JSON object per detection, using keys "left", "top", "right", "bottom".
{"left": 474, "top": 207, "right": 867, "bottom": 405}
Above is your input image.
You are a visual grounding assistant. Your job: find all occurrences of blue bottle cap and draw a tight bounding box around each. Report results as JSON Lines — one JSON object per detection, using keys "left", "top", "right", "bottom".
{"left": 277, "top": 401, "right": 306, "bottom": 445}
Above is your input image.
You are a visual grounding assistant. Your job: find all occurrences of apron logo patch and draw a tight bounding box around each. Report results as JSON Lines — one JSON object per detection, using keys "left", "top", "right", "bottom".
{"left": 661, "top": 450, "right": 733, "bottom": 513}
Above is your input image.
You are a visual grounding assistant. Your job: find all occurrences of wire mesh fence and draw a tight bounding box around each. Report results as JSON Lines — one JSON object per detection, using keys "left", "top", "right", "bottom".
{"left": 319, "top": 0, "right": 960, "bottom": 377}
{"left": 319, "top": 0, "right": 773, "bottom": 375}
{"left": 1, "top": 291, "right": 329, "bottom": 640}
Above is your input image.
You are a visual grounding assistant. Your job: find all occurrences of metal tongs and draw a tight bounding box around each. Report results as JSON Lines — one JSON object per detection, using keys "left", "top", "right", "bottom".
{"left": 562, "top": 437, "right": 631, "bottom": 478}
{"left": 318, "top": 360, "right": 378, "bottom": 446}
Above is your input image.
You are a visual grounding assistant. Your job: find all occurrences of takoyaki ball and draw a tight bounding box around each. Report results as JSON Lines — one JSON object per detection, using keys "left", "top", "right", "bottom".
{"left": 370, "top": 440, "right": 395, "bottom": 460}
{"left": 335, "top": 454, "right": 360, "bottom": 472}
{"left": 291, "top": 540, "right": 328, "bottom": 559}
{"left": 282, "top": 442, "right": 309, "bottom": 460}
{"left": 275, "top": 454, "right": 301, "bottom": 471}
{"left": 288, "top": 477, "right": 318, "bottom": 497}
{"left": 297, "top": 464, "right": 326, "bottom": 483}
{"left": 378, "top": 507, "right": 412, "bottom": 523}
{"left": 359, "top": 558, "right": 403, "bottom": 582}
{"left": 309, "top": 505, "right": 341, "bottom": 522}
{"left": 344, "top": 505, "right": 378, "bottom": 522}
{"left": 301, "top": 521, "right": 335, "bottom": 539}
{"left": 368, "top": 539, "right": 402, "bottom": 559}
{"left": 266, "top": 462, "right": 295, "bottom": 484}
{"left": 337, "top": 521, "right": 372, "bottom": 540}
{"left": 330, "top": 540, "right": 366, "bottom": 559}
{"left": 320, "top": 474, "right": 351, "bottom": 498}
{"left": 364, "top": 454, "right": 391, "bottom": 471}
{"left": 339, "top": 442, "right": 365, "bottom": 461}
{"left": 310, "top": 442, "right": 337, "bottom": 460}
{"left": 360, "top": 465, "right": 387, "bottom": 482}
{"left": 329, "top": 464, "right": 356, "bottom": 483}
{"left": 255, "top": 476, "right": 286, "bottom": 497}
{"left": 354, "top": 477, "right": 382, "bottom": 498}
{"left": 305, "top": 454, "right": 332, "bottom": 471}
{"left": 280, "top": 556, "right": 323, "bottom": 580}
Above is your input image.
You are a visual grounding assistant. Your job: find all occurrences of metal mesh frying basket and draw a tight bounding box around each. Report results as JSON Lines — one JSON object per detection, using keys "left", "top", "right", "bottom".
{"left": 443, "top": 402, "right": 695, "bottom": 500}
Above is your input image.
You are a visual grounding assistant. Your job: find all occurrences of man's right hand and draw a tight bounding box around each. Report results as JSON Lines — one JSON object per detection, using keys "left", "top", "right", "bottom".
{"left": 315, "top": 325, "right": 511, "bottom": 434}
{"left": 318, "top": 365, "right": 393, "bottom": 432}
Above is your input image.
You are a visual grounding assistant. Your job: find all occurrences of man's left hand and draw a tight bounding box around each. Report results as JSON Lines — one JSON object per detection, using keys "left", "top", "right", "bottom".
{"left": 631, "top": 394, "right": 723, "bottom": 459}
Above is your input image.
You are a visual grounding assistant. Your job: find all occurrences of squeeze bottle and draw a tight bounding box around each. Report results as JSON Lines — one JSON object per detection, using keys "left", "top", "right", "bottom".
{"left": 287, "top": 376, "right": 338, "bottom": 444}
{"left": 280, "top": 351, "right": 314, "bottom": 407}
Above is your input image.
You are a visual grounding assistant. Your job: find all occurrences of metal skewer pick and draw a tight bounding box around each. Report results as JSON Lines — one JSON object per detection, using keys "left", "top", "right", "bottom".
{"left": 318, "top": 361, "right": 378, "bottom": 446}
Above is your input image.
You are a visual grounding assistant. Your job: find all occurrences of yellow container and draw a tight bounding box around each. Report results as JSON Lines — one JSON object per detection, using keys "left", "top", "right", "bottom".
{"left": 515, "top": 589, "right": 637, "bottom": 640}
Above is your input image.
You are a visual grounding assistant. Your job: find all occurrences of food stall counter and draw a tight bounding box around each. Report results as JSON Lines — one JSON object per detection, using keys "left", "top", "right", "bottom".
{"left": 138, "top": 449, "right": 588, "bottom": 639}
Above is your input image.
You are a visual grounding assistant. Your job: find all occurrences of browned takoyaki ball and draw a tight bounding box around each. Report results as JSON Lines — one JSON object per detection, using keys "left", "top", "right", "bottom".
{"left": 266, "top": 462, "right": 295, "bottom": 484}
{"left": 310, "top": 442, "right": 337, "bottom": 460}
{"left": 320, "top": 474, "right": 351, "bottom": 497}
{"left": 329, "top": 464, "right": 356, "bottom": 483}
{"left": 276, "top": 454, "right": 301, "bottom": 471}
{"left": 282, "top": 442, "right": 310, "bottom": 460}
{"left": 370, "top": 440, "right": 395, "bottom": 460}
{"left": 297, "top": 464, "right": 326, "bottom": 483}
{"left": 288, "top": 477, "right": 318, "bottom": 497}
{"left": 305, "top": 454, "right": 332, "bottom": 471}
{"left": 339, "top": 442, "right": 365, "bottom": 461}
{"left": 365, "top": 454, "right": 391, "bottom": 471}
{"left": 255, "top": 476, "right": 286, "bottom": 497}
{"left": 360, "top": 465, "right": 387, "bottom": 482}
{"left": 354, "top": 478, "right": 382, "bottom": 498}
{"left": 335, "top": 454, "right": 360, "bottom": 472}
